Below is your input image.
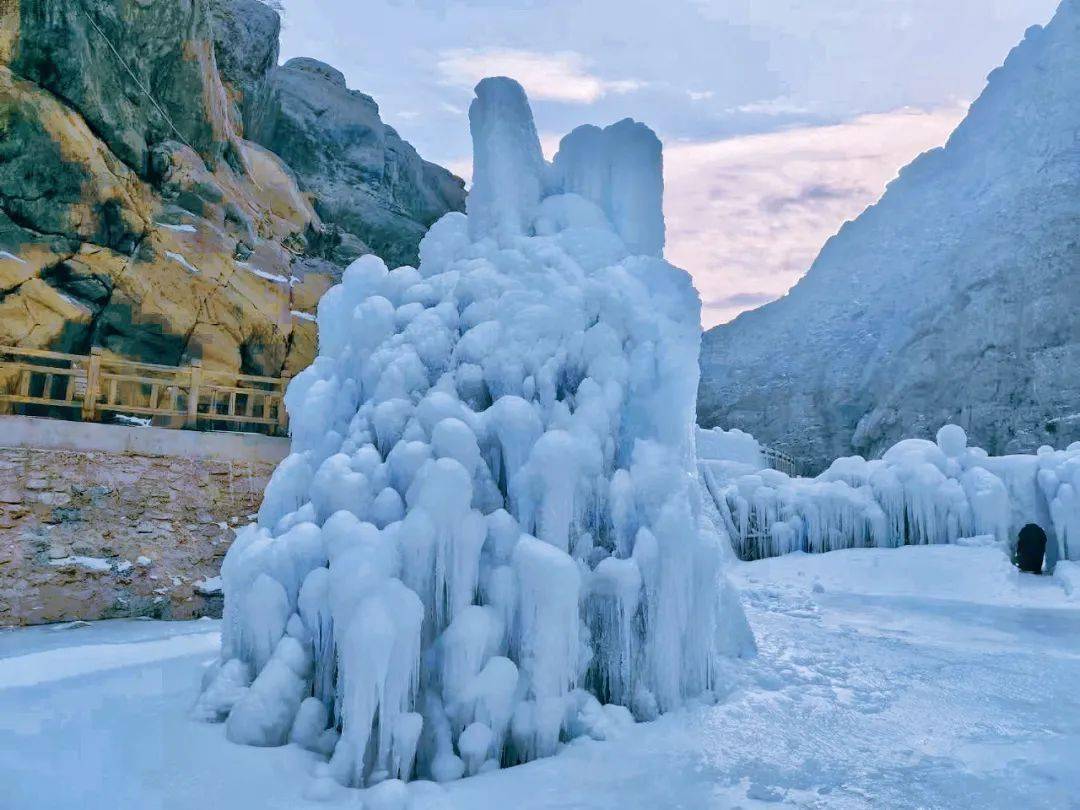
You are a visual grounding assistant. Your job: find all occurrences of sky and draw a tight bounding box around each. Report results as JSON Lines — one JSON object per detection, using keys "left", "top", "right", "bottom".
{"left": 275, "top": 0, "right": 1060, "bottom": 327}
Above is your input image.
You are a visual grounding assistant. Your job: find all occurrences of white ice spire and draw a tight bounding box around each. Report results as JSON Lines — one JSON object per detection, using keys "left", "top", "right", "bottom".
{"left": 466, "top": 77, "right": 547, "bottom": 242}
{"left": 554, "top": 118, "right": 665, "bottom": 257}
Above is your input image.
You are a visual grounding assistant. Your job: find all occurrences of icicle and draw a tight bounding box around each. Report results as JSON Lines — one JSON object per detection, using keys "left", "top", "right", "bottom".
{"left": 700, "top": 423, "right": 1080, "bottom": 564}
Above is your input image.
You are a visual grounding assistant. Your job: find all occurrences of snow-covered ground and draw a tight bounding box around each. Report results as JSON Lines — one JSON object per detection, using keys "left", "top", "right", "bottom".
{"left": 3, "top": 543, "right": 1078, "bottom": 809}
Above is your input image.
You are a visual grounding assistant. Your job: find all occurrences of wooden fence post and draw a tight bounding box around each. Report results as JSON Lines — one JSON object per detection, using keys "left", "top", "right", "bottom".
{"left": 277, "top": 372, "right": 291, "bottom": 436}
{"left": 82, "top": 347, "right": 102, "bottom": 422}
{"left": 186, "top": 360, "right": 203, "bottom": 430}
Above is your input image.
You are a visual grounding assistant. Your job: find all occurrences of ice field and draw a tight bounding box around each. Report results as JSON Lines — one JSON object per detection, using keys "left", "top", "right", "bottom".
{"left": 4, "top": 542, "right": 1079, "bottom": 809}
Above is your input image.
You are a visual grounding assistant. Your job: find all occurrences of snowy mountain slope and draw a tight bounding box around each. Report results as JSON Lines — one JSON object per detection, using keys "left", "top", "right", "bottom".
{"left": 697, "top": 0, "right": 1080, "bottom": 472}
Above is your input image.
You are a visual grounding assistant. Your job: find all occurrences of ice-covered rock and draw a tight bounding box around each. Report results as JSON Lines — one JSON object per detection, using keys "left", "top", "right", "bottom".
{"left": 206, "top": 77, "right": 753, "bottom": 787}
{"left": 466, "top": 77, "right": 548, "bottom": 243}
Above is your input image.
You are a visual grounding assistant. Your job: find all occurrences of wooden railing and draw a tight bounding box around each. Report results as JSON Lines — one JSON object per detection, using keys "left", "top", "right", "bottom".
{"left": 0, "top": 346, "right": 290, "bottom": 436}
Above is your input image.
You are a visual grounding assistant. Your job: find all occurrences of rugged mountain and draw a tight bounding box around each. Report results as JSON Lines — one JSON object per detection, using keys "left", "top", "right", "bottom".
{"left": 698, "top": 0, "right": 1080, "bottom": 472}
{"left": 0, "top": 0, "right": 464, "bottom": 376}
{"left": 247, "top": 57, "right": 466, "bottom": 268}
{"left": 210, "top": 0, "right": 282, "bottom": 127}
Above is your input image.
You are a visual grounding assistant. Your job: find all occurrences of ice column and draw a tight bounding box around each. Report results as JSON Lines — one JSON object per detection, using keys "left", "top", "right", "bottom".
{"left": 554, "top": 119, "right": 665, "bottom": 256}
{"left": 466, "top": 77, "right": 548, "bottom": 242}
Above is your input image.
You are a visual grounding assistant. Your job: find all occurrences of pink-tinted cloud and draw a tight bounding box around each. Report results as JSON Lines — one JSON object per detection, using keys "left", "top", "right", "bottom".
{"left": 663, "top": 106, "right": 967, "bottom": 327}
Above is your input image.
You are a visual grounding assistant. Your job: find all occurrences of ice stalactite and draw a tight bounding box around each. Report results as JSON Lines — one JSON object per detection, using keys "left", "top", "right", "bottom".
{"left": 700, "top": 423, "right": 1080, "bottom": 564}
{"left": 199, "top": 76, "right": 754, "bottom": 788}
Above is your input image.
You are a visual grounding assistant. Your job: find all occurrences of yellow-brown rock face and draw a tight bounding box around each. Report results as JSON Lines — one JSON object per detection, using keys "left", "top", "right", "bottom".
{"left": 0, "top": 2, "right": 332, "bottom": 377}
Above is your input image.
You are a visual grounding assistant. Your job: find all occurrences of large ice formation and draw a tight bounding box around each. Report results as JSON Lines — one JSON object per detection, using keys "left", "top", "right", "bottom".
{"left": 700, "top": 424, "right": 1080, "bottom": 566}
{"left": 200, "top": 77, "right": 753, "bottom": 787}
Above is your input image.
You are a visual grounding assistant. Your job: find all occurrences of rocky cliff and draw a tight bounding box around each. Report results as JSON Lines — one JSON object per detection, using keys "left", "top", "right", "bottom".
{"left": 698, "top": 0, "right": 1080, "bottom": 471}
{"left": 0, "top": 0, "right": 464, "bottom": 376}
{"left": 248, "top": 57, "right": 466, "bottom": 269}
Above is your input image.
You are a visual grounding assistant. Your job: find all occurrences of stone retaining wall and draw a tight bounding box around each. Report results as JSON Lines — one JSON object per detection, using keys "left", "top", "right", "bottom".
{"left": 0, "top": 416, "right": 289, "bottom": 626}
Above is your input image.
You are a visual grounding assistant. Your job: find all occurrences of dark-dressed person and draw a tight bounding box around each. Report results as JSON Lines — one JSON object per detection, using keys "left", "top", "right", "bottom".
{"left": 1015, "top": 524, "right": 1048, "bottom": 574}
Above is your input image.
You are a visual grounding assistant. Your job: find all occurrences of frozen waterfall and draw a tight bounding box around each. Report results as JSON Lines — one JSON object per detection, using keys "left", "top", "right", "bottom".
{"left": 701, "top": 423, "right": 1080, "bottom": 566}
{"left": 198, "top": 77, "right": 754, "bottom": 788}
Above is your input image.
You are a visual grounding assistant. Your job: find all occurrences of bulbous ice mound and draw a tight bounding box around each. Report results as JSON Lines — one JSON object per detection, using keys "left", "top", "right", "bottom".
{"left": 201, "top": 77, "right": 754, "bottom": 786}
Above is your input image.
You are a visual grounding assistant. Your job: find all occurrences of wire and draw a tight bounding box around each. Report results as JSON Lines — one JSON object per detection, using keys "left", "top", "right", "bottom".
{"left": 80, "top": 9, "right": 193, "bottom": 150}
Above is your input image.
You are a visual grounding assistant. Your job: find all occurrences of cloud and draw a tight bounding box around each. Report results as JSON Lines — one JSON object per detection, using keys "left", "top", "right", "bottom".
{"left": 732, "top": 97, "right": 811, "bottom": 116}
{"left": 703, "top": 291, "right": 778, "bottom": 310}
{"left": 760, "top": 182, "right": 859, "bottom": 214}
{"left": 436, "top": 48, "right": 642, "bottom": 104}
{"left": 664, "top": 105, "right": 968, "bottom": 328}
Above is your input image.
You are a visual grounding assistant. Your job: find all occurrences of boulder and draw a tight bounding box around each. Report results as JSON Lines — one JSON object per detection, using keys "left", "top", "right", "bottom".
{"left": 209, "top": 0, "right": 281, "bottom": 128}
{"left": 11, "top": 0, "right": 235, "bottom": 176}
{"left": 0, "top": 66, "right": 153, "bottom": 251}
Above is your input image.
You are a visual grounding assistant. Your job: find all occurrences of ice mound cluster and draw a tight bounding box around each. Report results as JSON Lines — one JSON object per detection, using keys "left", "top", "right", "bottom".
{"left": 701, "top": 423, "right": 1080, "bottom": 564}
{"left": 198, "top": 77, "right": 753, "bottom": 787}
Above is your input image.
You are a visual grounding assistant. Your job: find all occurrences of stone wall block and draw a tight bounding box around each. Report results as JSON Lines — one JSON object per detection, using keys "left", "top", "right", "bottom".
{"left": 0, "top": 438, "right": 280, "bottom": 626}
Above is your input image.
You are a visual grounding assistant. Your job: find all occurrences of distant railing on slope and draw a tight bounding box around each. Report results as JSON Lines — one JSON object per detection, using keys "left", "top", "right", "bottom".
{"left": 761, "top": 445, "right": 801, "bottom": 477}
{"left": 0, "top": 345, "right": 290, "bottom": 436}
{"left": 699, "top": 441, "right": 806, "bottom": 561}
